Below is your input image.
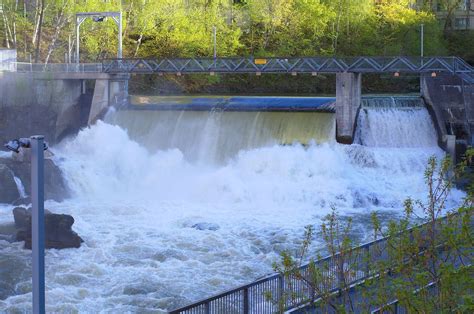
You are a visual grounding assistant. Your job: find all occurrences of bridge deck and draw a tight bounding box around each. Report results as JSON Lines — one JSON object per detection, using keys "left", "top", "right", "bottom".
{"left": 102, "top": 56, "right": 474, "bottom": 77}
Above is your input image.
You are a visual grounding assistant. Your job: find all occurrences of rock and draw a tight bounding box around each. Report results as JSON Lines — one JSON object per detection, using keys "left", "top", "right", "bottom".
{"left": 191, "top": 222, "right": 220, "bottom": 231}
{"left": 12, "top": 206, "right": 83, "bottom": 250}
{"left": 0, "top": 164, "right": 20, "bottom": 203}
{"left": 0, "top": 156, "right": 69, "bottom": 203}
{"left": 12, "top": 196, "right": 31, "bottom": 206}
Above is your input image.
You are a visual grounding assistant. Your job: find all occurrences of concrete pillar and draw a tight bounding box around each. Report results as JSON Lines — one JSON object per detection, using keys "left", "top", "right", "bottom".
{"left": 88, "top": 75, "right": 129, "bottom": 124}
{"left": 108, "top": 77, "right": 128, "bottom": 107}
{"left": 88, "top": 79, "right": 109, "bottom": 125}
{"left": 336, "top": 72, "right": 361, "bottom": 144}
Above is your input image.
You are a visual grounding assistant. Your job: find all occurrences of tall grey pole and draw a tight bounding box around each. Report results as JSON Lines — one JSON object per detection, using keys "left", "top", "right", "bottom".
{"left": 421, "top": 23, "right": 424, "bottom": 59}
{"left": 31, "top": 135, "right": 45, "bottom": 314}
{"left": 118, "top": 11, "right": 123, "bottom": 58}
{"left": 76, "top": 18, "right": 80, "bottom": 64}
{"left": 213, "top": 26, "right": 217, "bottom": 60}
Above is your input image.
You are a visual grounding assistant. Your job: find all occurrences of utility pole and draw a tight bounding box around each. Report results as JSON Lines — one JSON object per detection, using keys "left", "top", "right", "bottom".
{"left": 213, "top": 25, "right": 217, "bottom": 60}
{"left": 420, "top": 23, "right": 424, "bottom": 59}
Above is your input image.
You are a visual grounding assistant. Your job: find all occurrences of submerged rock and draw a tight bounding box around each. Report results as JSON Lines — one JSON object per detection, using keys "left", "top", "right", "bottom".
{"left": 191, "top": 222, "right": 220, "bottom": 231}
{"left": 12, "top": 207, "right": 83, "bottom": 249}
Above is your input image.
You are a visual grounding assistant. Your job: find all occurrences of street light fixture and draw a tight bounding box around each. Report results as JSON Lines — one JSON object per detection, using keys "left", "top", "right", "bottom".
{"left": 4, "top": 136, "right": 48, "bottom": 314}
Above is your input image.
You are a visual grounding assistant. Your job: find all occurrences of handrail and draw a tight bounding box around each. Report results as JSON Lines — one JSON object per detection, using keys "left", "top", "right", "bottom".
{"left": 169, "top": 213, "right": 471, "bottom": 314}
{"left": 1, "top": 62, "right": 103, "bottom": 73}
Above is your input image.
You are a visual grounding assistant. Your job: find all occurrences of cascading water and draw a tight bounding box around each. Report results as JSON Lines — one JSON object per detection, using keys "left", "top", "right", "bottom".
{"left": 355, "top": 97, "right": 438, "bottom": 147}
{"left": 105, "top": 109, "right": 336, "bottom": 163}
{"left": 0, "top": 97, "right": 463, "bottom": 312}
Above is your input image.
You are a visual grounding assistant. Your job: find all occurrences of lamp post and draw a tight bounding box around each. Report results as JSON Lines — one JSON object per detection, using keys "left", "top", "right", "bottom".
{"left": 4, "top": 136, "right": 48, "bottom": 314}
{"left": 76, "top": 12, "right": 122, "bottom": 63}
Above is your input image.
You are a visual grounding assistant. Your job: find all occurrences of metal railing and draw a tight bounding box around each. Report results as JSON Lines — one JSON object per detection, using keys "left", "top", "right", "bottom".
{"left": 3, "top": 62, "right": 103, "bottom": 73}
{"left": 170, "top": 214, "right": 471, "bottom": 314}
{"left": 2, "top": 57, "right": 473, "bottom": 83}
{"left": 170, "top": 239, "right": 384, "bottom": 314}
{"left": 103, "top": 56, "right": 474, "bottom": 76}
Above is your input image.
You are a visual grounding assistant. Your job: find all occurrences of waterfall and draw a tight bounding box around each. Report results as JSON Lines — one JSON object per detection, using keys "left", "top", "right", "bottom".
{"left": 1, "top": 96, "right": 463, "bottom": 313}
{"left": 105, "top": 110, "right": 336, "bottom": 162}
{"left": 355, "top": 97, "right": 438, "bottom": 148}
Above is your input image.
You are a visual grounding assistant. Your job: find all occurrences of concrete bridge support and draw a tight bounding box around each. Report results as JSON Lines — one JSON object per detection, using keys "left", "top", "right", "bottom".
{"left": 336, "top": 72, "right": 362, "bottom": 144}
{"left": 88, "top": 74, "right": 129, "bottom": 124}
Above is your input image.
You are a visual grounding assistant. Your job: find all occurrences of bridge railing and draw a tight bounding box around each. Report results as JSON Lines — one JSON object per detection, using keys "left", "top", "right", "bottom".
{"left": 169, "top": 213, "right": 470, "bottom": 314}
{"left": 3, "top": 62, "right": 103, "bottom": 73}
{"left": 102, "top": 56, "right": 474, "bottom": 75}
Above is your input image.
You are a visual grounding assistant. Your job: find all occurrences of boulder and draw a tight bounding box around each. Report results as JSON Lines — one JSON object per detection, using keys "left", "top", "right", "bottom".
{"left": 12, "top": 206, "right": 83, "bottom": 249}
{"left": 0, "top": 164, "right": 20, "bottom": 203}
{"left": 0, "top": 154, "right": 69, "bottom": 203}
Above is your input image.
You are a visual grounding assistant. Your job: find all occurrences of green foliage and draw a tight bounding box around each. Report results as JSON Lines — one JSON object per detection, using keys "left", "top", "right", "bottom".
{"left": 0, "top": 0, "right": 459, "bottom": 63}
{"left": 270, "top": 149, "right": 474, "bottom": 312}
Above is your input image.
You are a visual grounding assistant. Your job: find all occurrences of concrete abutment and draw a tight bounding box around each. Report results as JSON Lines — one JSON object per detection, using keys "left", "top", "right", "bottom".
{"left": 0, "top": 71, "right": 129, "bottom": 145}
{"left": 421, "top": 73, "right": 474, "bottom": 163}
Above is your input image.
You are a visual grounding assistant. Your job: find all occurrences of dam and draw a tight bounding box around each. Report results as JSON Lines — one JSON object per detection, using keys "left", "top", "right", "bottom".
{"left": 1, "top": 93, "right": 463, "bottom": 311}
{"left": 0, "top": 54, "right": 471, "bottom": 312}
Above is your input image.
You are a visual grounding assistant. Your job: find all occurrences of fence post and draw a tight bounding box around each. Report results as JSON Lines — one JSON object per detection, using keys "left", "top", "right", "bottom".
{"left": 365, "top": 246, "right": 370, "bottom": 277}
{"left": 278, "top": 275, "right": 284, "bottom": 306}
{"left": 204, "top": 302, "right": 210, "bottom": 314}
{"left": 337, "top": 254, "right": 345, "bottom": 295}
{"left": 243, "top": 287, "right": 249, "bottom": 314}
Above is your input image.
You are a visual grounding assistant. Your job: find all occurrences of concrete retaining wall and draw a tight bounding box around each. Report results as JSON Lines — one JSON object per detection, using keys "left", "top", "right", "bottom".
{"left": 0, "top": 72, "right": 91, "bottom": 145}
{"left": 421, "top": 74, "right": 474, "bottom": 146}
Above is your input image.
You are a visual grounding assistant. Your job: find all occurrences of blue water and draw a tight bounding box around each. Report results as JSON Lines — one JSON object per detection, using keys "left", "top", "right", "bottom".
{"left": 130, "top": 96, "right": 336, "bottom": 111}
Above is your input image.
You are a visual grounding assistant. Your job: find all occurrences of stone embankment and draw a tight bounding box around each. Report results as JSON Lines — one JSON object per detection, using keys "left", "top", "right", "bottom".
{"left": 0, "top": 150, "right": 68, "bottom": 205}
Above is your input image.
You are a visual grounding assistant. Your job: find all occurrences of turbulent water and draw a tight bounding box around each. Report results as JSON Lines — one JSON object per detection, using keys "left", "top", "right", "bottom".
{"left": 0, "top": 98, "right": 464, "bottom": 312}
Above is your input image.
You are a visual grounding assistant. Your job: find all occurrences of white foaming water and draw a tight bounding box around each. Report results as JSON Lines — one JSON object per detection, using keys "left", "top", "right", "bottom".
{"left": 355, "top": 107, "right": 438, "bottom": 147}
{"left": 13, "top": 177, "right": 27, "bottom": 199}
{"left": 0, "top": 103, "right": 464, "bottom": 312}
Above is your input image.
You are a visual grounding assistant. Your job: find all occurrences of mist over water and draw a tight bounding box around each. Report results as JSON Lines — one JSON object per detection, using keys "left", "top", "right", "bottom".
{"left": 0, "top": 99, "right": 464, "bottom": 312}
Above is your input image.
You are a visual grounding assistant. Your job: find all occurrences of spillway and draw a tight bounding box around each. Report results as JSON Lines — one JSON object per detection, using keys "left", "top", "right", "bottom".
{"left": 106, "top": 110, "right": 335, "bottom": 163}
{"left": 0, "top": 96, "right": 463, "bottom": 312}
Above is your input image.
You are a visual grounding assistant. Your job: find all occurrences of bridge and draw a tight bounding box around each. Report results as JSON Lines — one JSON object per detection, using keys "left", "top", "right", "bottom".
{"left": 1, "top": 53, "right": 474, "bottom": 147}
{"left": 102, "top": 56, "right": 474, "bottom": 81}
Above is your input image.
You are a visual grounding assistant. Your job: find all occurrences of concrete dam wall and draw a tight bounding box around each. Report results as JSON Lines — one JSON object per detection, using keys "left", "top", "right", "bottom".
{"left": 0, "top": 72, "right": 91, "bottom": 145}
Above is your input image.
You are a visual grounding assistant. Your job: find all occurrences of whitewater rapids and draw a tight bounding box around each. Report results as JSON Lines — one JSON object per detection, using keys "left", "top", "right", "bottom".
{"left": 0, "top": 104, "right": 464, "bottom": 312}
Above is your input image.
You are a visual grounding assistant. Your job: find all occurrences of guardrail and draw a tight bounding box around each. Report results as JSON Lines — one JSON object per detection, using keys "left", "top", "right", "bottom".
{"left": 2, "top": 62, "right": 103, "bottom": 73}
{"left": 170, "top": 214, "right": 471, "bottom": 314}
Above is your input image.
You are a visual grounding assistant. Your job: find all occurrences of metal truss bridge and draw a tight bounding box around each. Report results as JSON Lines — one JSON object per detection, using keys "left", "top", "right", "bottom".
{"left": 102, "top": 56, "right": 474, "bottom": 82}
